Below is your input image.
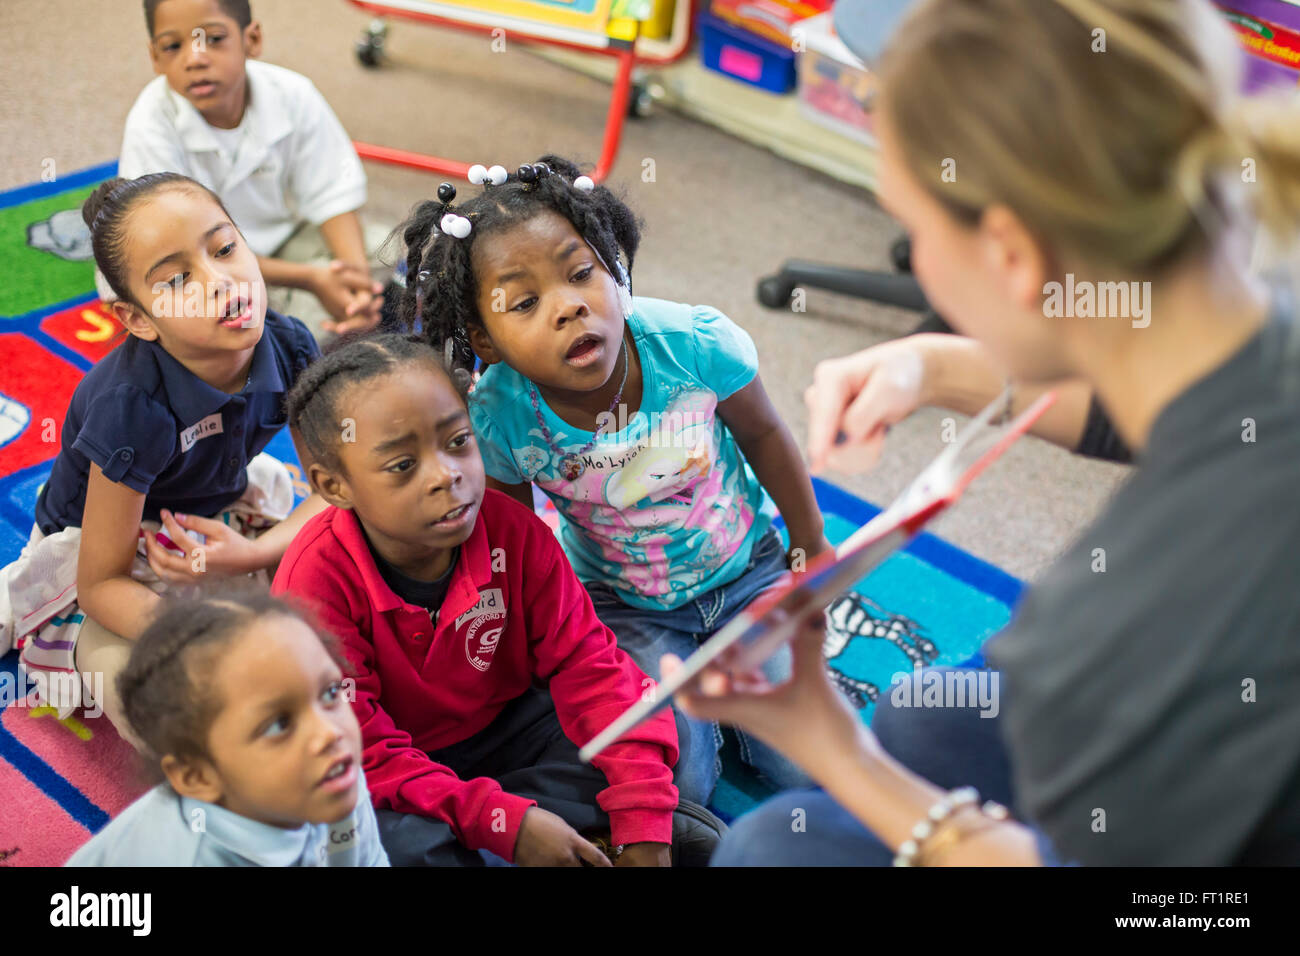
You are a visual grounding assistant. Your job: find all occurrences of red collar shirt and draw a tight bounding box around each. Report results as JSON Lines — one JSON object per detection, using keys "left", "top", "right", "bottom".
{"left": 272, "top": 490, "right": 679, "bottom": 861}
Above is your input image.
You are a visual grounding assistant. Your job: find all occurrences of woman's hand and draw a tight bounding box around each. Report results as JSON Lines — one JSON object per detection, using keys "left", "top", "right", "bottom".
{"left": 805, "top": 337, "right": 932, "bottom": 473}
{"left": 663, "top": 610, "right": 874, "bottom": 780}
{"left": 514, "top": 807, "right": 612, "bottom": 867}
{"left": 143, "top": 509, "right": 267, "bottom": 584}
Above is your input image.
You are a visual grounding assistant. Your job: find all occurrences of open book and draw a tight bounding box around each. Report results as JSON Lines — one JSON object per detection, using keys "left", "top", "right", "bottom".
{"left": 579, "top": 387, "right": 1057, "bottom": 764}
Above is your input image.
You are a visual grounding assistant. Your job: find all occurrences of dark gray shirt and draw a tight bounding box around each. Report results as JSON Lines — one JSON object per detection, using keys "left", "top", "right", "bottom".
{"left": 987, "top": 292, "right": 1300, "bottom": 865}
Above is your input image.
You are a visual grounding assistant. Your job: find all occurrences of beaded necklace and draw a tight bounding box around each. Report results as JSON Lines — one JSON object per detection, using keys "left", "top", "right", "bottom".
{"left": 528, "top": 337, "right": 629, "bottom": 481}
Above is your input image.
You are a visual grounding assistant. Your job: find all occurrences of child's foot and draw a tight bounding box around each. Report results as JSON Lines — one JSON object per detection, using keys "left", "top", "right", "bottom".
{"left": 671, "top": 800, "right": 727, "bottom": 867}
{"left": 583, "top": 832, "right": 623, "bottom": 866}
{"left": 579, "top": 801, "right": 726, "bottom": 866}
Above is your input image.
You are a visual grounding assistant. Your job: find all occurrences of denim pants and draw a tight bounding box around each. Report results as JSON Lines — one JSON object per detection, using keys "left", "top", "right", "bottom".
{"left": 585, "top": 528, "right": 813, "bottom": 805}
{"left": 376, "top": 686, "right": 610, "bottom": 866}
{"left": 709, "top": 668, "right": 1063, "bottom": 866}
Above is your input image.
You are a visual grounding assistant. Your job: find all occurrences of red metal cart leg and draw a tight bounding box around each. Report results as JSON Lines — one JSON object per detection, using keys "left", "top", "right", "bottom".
{"left": 589, "top": 44, "right": 634, "bottom": 183}
{"left": 349, "top": 143, "right": 473, "bottom": 180}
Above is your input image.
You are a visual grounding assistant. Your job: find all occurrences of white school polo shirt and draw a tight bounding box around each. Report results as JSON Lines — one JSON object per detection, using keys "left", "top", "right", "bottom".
{"left": 117, "top": 60, "right": 367, "bottom": 256}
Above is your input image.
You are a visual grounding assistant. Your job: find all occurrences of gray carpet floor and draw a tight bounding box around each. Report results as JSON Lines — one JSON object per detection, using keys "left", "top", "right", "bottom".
{"left": 0, "top": 0, "right": 1127, "bottom": 580}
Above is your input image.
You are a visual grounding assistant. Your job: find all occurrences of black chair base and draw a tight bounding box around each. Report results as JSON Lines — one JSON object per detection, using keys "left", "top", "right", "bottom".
{"left": 755, "top": 258, "right": 930, "bottom": 313}
{"left": 756, "top": 236, "right": 930, "bottom": 318}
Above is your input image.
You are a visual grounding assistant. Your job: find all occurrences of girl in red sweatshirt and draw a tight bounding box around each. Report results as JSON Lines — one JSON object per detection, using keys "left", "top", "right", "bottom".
{"left": 272, "top": 334, "right": 717, "bottom": 865}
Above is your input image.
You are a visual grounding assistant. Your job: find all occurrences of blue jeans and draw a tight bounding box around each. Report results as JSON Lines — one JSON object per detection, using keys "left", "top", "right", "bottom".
{"left": 585, "top": 528, "right": 812, "bottom": 805}
{"left": 710, "top": 667, "right": 1039, "bottom": 865}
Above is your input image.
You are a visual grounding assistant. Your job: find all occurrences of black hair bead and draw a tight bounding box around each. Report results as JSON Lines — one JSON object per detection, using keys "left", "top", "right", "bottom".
{"left": 437, "top": 182, "right": 457, "bottom": 203}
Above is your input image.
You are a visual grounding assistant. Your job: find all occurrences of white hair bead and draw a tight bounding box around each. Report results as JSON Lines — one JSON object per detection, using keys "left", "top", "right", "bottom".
{"left": 467, "top": 164, "right": 488, "bottom": 185}
{"left": 573, "top": 175, "right": 595, "bottom": 192}
{"left": 487, "top": 164, "right": 509, "bottom": 186}
{"left": 440, "top": 213, "right": 472, "bottom": 239}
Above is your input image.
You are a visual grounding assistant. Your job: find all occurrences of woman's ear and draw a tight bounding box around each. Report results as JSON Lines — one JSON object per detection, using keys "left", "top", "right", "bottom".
{"left": 161, "top": 753, "right": 223, "bottom": 806}
{"left": 112, "top": 300, "right": 160, "bottom": 342}
{"left": 308, "top": 461, "right": 353, "bottom": 510}
{"left": 467, "top": 325, "right": 501, "bottom": 366}
{"left": 979, "top": 204, "right": 1051, "bottom": 314}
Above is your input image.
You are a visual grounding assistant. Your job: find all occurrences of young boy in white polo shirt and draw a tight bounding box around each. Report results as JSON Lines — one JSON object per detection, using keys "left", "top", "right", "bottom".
{"left": 104, "top": 0, "right": 394, "bottom": 339}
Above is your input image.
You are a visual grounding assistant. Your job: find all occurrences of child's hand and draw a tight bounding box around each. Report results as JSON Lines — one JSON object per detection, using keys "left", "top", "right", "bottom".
{"left": 788, "top": 534, "right": 834, "bottom": 573}
{"left": 143, "top": 509, "right": 267, "bottom": 583}
{"left": 615, "top": 842, "right": 671, "bottom": 867}
{"left": 514, "top": 807, "right": 612, "bottom": 867}
{"left": 308, "top": 261, "right": 384, "bottom": 335}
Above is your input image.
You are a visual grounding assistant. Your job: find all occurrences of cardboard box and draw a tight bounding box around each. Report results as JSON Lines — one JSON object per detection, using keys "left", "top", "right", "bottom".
{"left": 708, "top": 0, "right": 830, "bottom": 47}
{"left": 796, "top": 10, "right": 878, "bottom": 145}
{"left": 1215, "top": 0, "right": 1300, "bottom": 92}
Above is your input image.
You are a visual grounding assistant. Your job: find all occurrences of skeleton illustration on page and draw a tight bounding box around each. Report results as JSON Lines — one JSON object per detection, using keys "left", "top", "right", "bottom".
{"left": 823, "top": 591, "right": 937, "bottom": 709}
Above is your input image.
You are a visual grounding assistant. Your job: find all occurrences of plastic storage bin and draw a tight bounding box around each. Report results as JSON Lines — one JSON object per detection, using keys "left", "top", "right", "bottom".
{"left": 795, "top": 10, "right": 877, "bottom": 145}
{"left": 708, "top": 0, "right": 830, "bottom": 47}
{"left": 698, "top": 12, "right": 797, "bottom": 93}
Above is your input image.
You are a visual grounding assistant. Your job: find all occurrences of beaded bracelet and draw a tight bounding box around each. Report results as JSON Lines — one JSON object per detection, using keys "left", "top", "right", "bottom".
{"left": 893, "top": 787, "right": 1011, "bottom": 867}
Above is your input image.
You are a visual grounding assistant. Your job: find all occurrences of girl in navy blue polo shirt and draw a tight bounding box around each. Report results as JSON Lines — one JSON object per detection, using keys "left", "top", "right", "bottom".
{"left": 0, "top": 173, "right": 329, "bottom": 742}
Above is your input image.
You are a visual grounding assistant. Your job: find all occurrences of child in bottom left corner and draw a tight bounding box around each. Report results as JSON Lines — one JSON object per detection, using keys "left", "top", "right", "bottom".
{"left": 64, "top": 593, "right": 389, "bottom": 867}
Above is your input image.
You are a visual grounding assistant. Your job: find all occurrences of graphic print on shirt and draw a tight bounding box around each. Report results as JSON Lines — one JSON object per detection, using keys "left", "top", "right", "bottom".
{"left": 456, "top": 587, "right": 507, "bottom": 672}
{"left": 517, "top": 387, "right": 756, "bottom": 601}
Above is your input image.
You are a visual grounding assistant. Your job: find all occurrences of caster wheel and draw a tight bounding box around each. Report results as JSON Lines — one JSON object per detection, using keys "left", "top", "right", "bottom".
{"left": 356, "top": 43, "right": 381, "bottom": 67}
{"left": 628, "top": 83, "right": 655, "bottom": 119}
{"left": 355, "top": 20, "right": 387, "bottom": 68}
{"left": 756, "top": 275, "right": 794, "bottom": 309}
{"left": 890, "top": 236, "right": 912, "bottom": 273}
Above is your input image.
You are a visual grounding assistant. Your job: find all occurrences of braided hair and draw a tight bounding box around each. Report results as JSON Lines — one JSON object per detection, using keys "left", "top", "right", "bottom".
{"left": 286, "top": 333, "right": 461, "bottom": 473}
{"left": 398, "top": 155, "right": 643, "bottom": 378}
{"left": 118, "top": 590, "right": 346, "bottom": 769}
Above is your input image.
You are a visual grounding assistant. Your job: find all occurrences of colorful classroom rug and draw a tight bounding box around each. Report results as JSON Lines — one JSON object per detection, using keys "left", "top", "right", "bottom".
{"left": 0, "top": 163, "right": 1023, "bottom": 864}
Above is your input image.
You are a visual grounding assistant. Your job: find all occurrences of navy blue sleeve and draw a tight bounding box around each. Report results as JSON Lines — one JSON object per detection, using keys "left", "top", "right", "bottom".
{"left": 70, "top": 385, "right": 177, "bottom": 493}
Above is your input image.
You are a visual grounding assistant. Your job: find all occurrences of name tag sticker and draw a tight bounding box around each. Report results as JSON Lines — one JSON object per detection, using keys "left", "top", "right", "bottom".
{"left": 180, "top": 413, "right": 223, "bottom": 452}
{"left": 455, "top": 587, "right": 506, "bottom": 629}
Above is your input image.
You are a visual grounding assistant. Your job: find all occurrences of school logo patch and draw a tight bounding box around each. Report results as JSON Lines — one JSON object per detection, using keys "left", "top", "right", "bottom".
{"left": 458, "top": 588, "right": 506, "bottom": 672}
{"left": 179, "top": 413, "right": 223, "bottom": 452}
{"left": 465, "top": 622, "right": 504, "bottom": 673}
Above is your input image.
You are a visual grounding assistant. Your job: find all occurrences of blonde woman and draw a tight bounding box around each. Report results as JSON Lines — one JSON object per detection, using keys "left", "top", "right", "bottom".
{"left": 670, "top": 0, "right": 1300, "bottom": 865}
